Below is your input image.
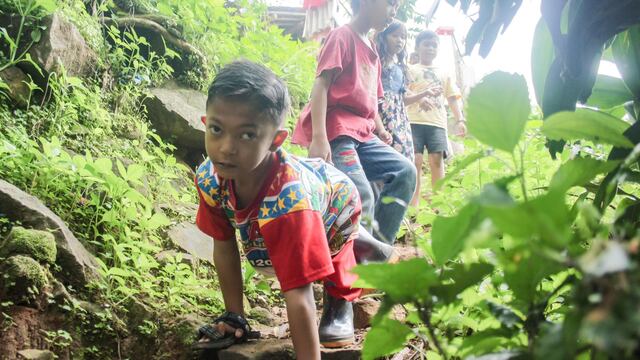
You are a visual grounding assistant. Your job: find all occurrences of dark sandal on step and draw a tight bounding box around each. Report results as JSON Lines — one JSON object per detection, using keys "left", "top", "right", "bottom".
{"left": 193, "top": 311, "right": 261, "bottom": 350}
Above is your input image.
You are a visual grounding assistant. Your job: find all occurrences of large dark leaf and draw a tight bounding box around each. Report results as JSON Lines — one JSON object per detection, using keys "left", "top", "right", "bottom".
{"left": 549, "top": 157, "right": 620, "bottom": 192}
{"left": 542, "top": 109, "right": 634, "bottom": 148}
{"left": 586, "top": 74, "right": 634, "bottom": 109}
{"left": 613, "top": 25, "right": 640, "bottom": 98}
{"left": 531, "top": 19, "right": 555, "bottom": 106}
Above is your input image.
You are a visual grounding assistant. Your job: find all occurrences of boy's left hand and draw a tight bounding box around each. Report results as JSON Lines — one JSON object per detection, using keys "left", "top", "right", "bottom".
{"left": 454, "top": 121, "right": 467, "bottom": 137}
{"left": 378, "top": 129, "right": 392, "bottom": 144}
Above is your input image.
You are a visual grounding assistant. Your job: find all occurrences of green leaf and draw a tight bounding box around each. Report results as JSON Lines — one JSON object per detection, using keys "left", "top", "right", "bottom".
{"left": 503, "top": 253, "right": 563, "bottom": 304}
{"left": 549, "top": 158, "right": 620, "bottom": 192}
{"left": 431, "top": 262, "right": 494, "bottom": 303}
{"left": 467, "top": 71, "right": 531, "bottom": 152}
{"left": 35, "top": 0, "right": 57, "bottom": 13}
{"left": 362, "top": 317, "right": 415, "bottom": 360}
{"left": 30, "top": 28, "right": 41, "bottom": 43}
{"left": 431, "top": 203, "right": 480, "bottom": 265}
{"left": 352, "top": 259, "right": 437, "bottom": 302}
{"left": 460, "top": 328, "right": 514, "bottom": 357}
{"left": 586, "top": 74, "right": 634, "bottom": 109}
{"left": 486, "top": 301, "right": 523, "bottom": 329}
{"left": 531, "top": 19, "right": 555, "bottom": 107}
{"left": 484, "top": 192, "right": 572, "bottom": 248}
{"left": 126, "top": 164, "right": 145, "bottom": 182}
{"left": 93, "top": 158, "right": 113, "bottom": 174}
{"left": 147, "top": 212, "right": 170, "bottom": 230}
{"left": 613, "top": 25, "right": 640, "bottom": 99}
{"left": 542, "top": 109, "right": 634, "bottom": 148}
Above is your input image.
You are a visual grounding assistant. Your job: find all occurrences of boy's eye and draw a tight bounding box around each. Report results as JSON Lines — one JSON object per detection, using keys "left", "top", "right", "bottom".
{"left": 240, "top": 132, "right": 256, "bottom": 140}
{"left": 209, "top": 125, "right": 222, "bottom": 135}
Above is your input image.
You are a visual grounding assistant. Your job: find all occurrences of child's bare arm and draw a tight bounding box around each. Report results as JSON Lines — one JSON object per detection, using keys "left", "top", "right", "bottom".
{"left": 213, "top": 238, "right": 244, "bottom": 315}
{"left": 283, "top": 284, "right": 321, "bottom": 360}
{"left": 374, "top": 114, "right": 392, "bottom": 144}
{"left": 447, "top": 95, "right": 466, "bottom": 136}
{"left": 309, "top": 70, "right": 337, "bottom": 162}
{"left": 404, "top": 87, "right": 442, "bottom": 105}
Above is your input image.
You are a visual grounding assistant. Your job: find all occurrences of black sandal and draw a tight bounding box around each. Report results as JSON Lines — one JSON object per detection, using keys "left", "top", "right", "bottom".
{"left": 193, "top": 311, "right": 261, "bottom": 350}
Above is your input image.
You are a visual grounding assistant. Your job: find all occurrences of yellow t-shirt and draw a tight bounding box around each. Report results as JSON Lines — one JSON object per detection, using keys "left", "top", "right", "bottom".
{"left": 406, "top": 64, "right": 460, "bottom": 129}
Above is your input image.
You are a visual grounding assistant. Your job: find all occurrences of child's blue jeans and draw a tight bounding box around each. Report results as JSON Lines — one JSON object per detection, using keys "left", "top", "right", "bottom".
{"left": 330, "top": 136, "right": 416, "bottom": 244}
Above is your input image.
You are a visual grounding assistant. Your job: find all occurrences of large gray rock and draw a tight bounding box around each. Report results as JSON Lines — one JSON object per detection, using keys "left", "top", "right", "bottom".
{"left": 0, "top": 67, "right": 30, "bottom": 107}
{"left": 17, "top": 349, "right": 55, "bottom": 360}
{"left": 27, "top": 13, "right": 98, "bottom": 80}
{"left": 0, "top": 180, "right": 99, "bottom": 288}
{"left": 144, "top": 81, "right": 207, "bottom": 166}
{"left": 167, "top": 222, "right": 213, "bottom": 264}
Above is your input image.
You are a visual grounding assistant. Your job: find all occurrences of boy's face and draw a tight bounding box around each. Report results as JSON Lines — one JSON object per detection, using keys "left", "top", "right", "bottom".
{"left": 368, "top": 0, "right": 399, "bottom": 31}
{"left": 418, "top": 37, "right": 439, "bottom": 63}
{"left": 205, "top": 98, "right": 286, "bottom": 181}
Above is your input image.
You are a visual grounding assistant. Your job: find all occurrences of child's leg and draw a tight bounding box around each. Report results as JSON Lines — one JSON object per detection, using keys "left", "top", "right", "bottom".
{"left": 330, "top": 137, "right": 376, "bottom": 232}
{"left": 423, "top": 125, "right": 448, "bottom": 188}
{"left": 411, "top": 152, "right": 424, "bottom": 207}
{"left": 357, "top": 138, "right": 417, "bottom": 244}
{"left": 319, "top": 240, "right": 359, "bottom": 348}
{"left": 428, "top": 152, "right": 445, "bottom": 187}
{"left": 410, "top": 123, "right": 428, "bottom": 207}
{"left": 354, "top": 227, "right": 395, "bottom": 264}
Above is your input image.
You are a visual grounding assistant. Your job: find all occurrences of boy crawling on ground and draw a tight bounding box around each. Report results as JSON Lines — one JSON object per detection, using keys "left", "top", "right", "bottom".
{"left": 193, "top": 60, "right": 393, "bottom": 359}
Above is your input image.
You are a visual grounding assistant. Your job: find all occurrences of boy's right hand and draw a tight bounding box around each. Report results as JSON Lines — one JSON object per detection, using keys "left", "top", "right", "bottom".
{"left": 215, "top": 321, "right": 244, "bottom": 339}
{"left": 308, "top": 137, "right": 332, "bottom": 163}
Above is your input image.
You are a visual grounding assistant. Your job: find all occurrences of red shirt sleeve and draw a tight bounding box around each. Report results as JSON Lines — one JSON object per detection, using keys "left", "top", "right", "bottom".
{"left": 260, "top": 210, "right": 334, "bottom": 292}
{"left": 316, "top": 29, "right": 352, "bottom": 77}
{"left": 195, "top": 185, "right": 235, "bottom": 241}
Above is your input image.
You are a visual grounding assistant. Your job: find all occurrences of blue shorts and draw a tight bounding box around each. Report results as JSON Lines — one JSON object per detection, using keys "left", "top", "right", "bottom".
{"left": 410, "top": 123, "right": 448, "bottom": 157}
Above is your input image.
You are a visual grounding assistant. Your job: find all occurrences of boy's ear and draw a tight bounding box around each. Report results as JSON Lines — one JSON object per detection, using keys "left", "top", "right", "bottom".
{"left": 270, "top": 129, "right": 289, "bottom": 150}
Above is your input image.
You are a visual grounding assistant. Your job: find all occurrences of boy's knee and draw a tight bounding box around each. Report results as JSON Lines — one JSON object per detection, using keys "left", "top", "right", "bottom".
{"left": 359, "top": 184, "right": 375, "bottom": 210}
{"left": 399, "top": 157, "right": 417, "bottom": 188}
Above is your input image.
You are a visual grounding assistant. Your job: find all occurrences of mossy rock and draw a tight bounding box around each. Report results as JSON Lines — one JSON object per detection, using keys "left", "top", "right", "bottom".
{"left": 0, "top": 226, "right": 57, "bottom": 264}
{"left": 0, "top": 255, "right": 48, "bottom": 305}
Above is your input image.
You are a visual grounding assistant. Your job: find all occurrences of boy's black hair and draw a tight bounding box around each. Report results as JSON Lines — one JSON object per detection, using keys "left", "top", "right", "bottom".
{"left": 375, "top": 20, "right": 408, "bottom": 84}
{"left": 206, "top": 60, "right": 290, "bottom": 126}
{"left": 415, "top": 30, "right": 439, "bottom": 51}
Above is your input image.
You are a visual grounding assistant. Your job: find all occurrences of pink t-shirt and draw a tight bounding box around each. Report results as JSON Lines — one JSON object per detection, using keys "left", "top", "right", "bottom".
{"left": 292, "top": 25, "right": 384, "bottom": 147}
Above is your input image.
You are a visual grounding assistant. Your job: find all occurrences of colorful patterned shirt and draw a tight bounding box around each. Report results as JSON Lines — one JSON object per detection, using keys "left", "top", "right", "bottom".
{"left": 195, "top": 149, "right": 361, "bottom": 292}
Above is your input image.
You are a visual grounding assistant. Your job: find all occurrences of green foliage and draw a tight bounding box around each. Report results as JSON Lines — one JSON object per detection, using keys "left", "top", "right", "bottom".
{"left": 0, "top": 0, "right": 315, "bottom": 340}
{"left": 361, "top": 63, "right": 640, "bottom": 359}
{"left": 542, "top": 109, "right": 634, "bottom": 148}
{"left": 152, "top": 0, "right": 316, "bottom": 108}
{"left": 613, "top": 25, "right": 640, "bottom": 99}
{"left": 0, "top": 0, "right": 55, "bottom": 73}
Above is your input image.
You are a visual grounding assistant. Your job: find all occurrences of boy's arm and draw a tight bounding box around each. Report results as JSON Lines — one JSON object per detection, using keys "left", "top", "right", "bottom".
{"left": 309, "top": 69, "right": 337, "bottom": 162}
{"left": 213, "top": 238, "right": 244, "bottom": 315}
{"left": 374, "top": 114, "right": 392, "bottom": 144}
{"left": 404, "top": 87, "right": 440, "bottom": 105}
{"left": 447, "top": 95, "right": 466, "bottom": 137}
{"left": 283, "top": 284, "right": 321, "bottom": 360}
